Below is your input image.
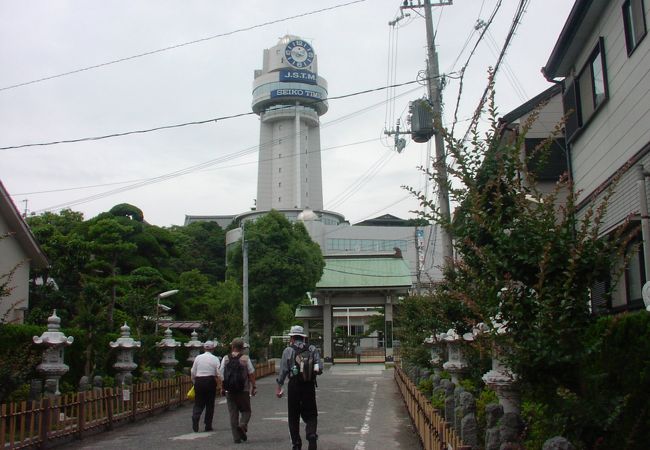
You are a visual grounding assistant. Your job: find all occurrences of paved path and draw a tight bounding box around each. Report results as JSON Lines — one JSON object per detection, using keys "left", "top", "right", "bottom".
{"left": 64, "top": 364, "right": 421, "bottom": 450}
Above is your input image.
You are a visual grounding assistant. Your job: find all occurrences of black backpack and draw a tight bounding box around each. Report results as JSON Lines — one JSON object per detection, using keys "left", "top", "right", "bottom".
{"left": 292, "top": 345, "right": 317, "bottom": 383}
{"left": 222, "top": 354, "right": 247, "bottom": 392}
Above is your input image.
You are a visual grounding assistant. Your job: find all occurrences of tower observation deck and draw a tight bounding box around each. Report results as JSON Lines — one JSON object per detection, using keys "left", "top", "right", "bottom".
{"left": 252, "top": 35, "right": 328, "bottom": 212}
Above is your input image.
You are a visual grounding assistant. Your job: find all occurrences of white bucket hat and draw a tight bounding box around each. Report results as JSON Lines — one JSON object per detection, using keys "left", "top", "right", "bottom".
{"left": 288, "top": 325, "right": 307, "bottom": 337}
{"left": 203, "top": 340, "right": 215, "bottom": 350}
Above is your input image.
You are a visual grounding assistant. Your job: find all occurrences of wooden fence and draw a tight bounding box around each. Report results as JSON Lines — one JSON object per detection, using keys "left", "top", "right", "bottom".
{"left": 1, "top": 360, "right": 275, "bottom": 449}
{"left": 394, "top": 364, "right": 469, "bottom": 450}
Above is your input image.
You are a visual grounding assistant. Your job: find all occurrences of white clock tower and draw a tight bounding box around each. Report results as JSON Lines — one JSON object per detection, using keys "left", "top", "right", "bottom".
{"left": 252, "top": 35, "right": 328, "bottom": 211}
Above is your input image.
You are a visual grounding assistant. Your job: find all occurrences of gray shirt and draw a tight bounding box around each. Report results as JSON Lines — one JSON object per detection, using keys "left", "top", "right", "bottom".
{"left": 276, "top": 343, "right": 321, "bottom": 386}
{"left": 220, "top": 353, "right": 255, "bottom": 391}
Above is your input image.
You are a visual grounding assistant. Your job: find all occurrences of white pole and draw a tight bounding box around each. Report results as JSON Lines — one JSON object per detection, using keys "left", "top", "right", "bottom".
{"left": 243, "top": 225, "right": 250, "bottom": 344}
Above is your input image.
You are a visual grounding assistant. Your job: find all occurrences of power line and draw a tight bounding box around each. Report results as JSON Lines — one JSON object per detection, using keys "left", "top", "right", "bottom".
{"left": 14, "top": 137, "right": 384, "bottom": 197}
{"left": 0, "top": 78, "right": 436, "bottom": 151}
{"left": 26, "top": 87, "right": 421, "bottom": 213}
{"left": 463, "top": 0, "right": 531, "bottom": 140}
{"left": 0, "top": 0, "right": 366, "bottom": 93}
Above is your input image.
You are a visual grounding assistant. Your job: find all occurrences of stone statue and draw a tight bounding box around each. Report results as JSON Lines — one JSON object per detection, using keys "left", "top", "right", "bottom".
{"left": 499, "top": 412, "right": 523, "bottom": 449}
{"left": 441, "top": 379, "right": 455, "bottom": 423}
{"left": 78, "top": 376, "right": 91, "bottom": 392}
{"left": 29, "top": 379, "right": 42, "bottom": 401}
{"left": 542, "top": 437, "right": 575, "bottom": 450}
{"left": 44, "top": 379, "right": 58, "bottom": 398}
{"left": 92, "top": 375, "right": 103, "bottom": 392}
{"left": 453, "top": 386, "right": 465, "bottom": 430}
{"left": 485, "top": 403, "right": 504, "bottom": 450}
{"left": 459, "top": 391, "right": 478, "bottom": 447}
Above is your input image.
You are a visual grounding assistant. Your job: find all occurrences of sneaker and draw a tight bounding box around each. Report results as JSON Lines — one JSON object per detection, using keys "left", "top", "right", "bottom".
{"left": 238, "top": 426, "right": 247, "bottom": 441}
{"left": 205, "top": 426, "right": 213, "bottom": 432}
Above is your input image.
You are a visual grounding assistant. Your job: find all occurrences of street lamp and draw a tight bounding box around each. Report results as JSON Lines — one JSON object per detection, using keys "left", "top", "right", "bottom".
{"left": 155, "top": 290, "right": 179, "bottom": 334}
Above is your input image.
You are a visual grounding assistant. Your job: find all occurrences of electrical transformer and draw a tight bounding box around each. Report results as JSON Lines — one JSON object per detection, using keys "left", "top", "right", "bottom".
{"left": 408, "top": 98, "right": 434, "bottom": 143}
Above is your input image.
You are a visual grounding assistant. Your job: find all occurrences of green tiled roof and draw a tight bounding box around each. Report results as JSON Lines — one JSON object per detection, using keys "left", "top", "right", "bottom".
{"left": 316, "top": 257, "right": 412, "bottom": 289}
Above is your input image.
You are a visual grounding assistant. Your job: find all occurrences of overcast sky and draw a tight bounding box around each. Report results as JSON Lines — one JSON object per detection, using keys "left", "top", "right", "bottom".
{"left": 0, "top": 0, "right": 573, "bottom": 227}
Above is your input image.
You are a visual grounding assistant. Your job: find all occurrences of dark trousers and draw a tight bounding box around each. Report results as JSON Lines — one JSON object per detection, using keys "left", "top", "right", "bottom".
{"left": 287, "top": 379, "right": 318, "bottom": 446}
{"left": 226, "top": 391, "right": 252, "bottom": 441}
{"left": 192, "top": 376, "right": 217, "bottom": 428}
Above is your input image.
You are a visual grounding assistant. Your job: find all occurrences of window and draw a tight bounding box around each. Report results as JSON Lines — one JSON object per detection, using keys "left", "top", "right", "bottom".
{"left": 279, "top": 167, "right": 282, "bottom": 173}
{"left": 278, "top": 182, "right": 282, "bottom": 187}
{"left": 563, "top": 38, "right": 609, "bottom": 141}
{"left": 524, "top": 138, "right": 568, "bottom": 181}
{"left": 623, "top": 0, "right": 647, "bottom": 55}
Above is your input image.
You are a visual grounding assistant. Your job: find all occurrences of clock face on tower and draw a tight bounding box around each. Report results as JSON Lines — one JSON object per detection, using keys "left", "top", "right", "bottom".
{"left": 285, "top": 39, "right": 314, "bottom": 68}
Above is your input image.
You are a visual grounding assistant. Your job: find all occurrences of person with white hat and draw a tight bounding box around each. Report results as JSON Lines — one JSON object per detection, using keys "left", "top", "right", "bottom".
{"left": 190, "top": 340, "right": 220, "bottom": 432}
{"left": 276, "top": 325, "right": 322, "bottom": 450}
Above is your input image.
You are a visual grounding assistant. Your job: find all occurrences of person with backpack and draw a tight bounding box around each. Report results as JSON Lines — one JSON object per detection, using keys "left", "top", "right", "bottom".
{"left": 220, "top": 338, "right": 256, "bottom": 444}
{"left": 190, "top": 340, "right": 221, "bottom": 432}
{"left": 275, "top": 325, "right": 322, "bottom": 450}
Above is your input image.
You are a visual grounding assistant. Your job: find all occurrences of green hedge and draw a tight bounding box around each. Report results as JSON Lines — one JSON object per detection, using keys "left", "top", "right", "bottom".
{"left": 579, "top": 311, "right": 650, "bottom": 448}
{"left": 520, "top": 311, "right": 650, "bottom": 449}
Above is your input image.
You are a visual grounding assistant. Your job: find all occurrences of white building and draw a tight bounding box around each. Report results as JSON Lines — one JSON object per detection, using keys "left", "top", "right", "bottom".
{"left": 252, "top": 35, "right": 327, "bottom": 212}
{"left": 185, "top": 35, "right": 446, "bottom": 361}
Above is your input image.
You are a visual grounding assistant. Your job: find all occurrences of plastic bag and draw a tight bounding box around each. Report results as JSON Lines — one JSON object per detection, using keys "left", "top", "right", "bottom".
{"left": 187, "top": 385, "right": 195, "bottom": 401}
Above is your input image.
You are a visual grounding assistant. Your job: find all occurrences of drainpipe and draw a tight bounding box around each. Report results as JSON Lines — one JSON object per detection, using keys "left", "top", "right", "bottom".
{"left": 637, "top": 165, "right": 650, "bottom": 283}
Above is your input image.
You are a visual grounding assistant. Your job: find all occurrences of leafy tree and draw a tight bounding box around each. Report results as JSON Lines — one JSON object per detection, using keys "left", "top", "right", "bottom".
{"left": 27, "top": 210, "right": 89, "bottom": 322}
{"left": 168, "top": 222, "right": 226, "bottom": 283}
{"left": 406, "top": 83, "right": 628, "bottom": 445}
{"left": 227, "top": 211, "right": 325, "bottom": 343}
{"left": 109, "top": 203, "right": 144, "bottom": 222}
{"left": 120, "top": 266, "right": 166, "bottom": 336}
{"left": 85, "top": 215, "right": 138, "bottom": 328}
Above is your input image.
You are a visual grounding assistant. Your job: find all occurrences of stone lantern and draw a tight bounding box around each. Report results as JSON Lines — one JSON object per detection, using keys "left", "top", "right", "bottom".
{"left": 441, "top": 329, "right": 469, "bottom": 384}
{"left": 184, "top": 330, "right": 203, "bottom": 365}
{"left": 157, "top": 327, "right": 180, "bottom": 379}
{"left": 109, "top": 322, "right": 141, "bottom": 385}
{"left": 32, "top": 310, "right": 74, "bottom": 395}
{"left": 423, "top": 333, "right": 445, "bottom": 375}
{"left": 482, "top": 316, "right": 520, "bottom": 414}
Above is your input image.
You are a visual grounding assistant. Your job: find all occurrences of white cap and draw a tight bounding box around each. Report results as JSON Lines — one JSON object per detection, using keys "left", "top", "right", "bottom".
{"left": 288, "top": 325, "right": 307, "bottom": 337}
{"left": 203, "top": 340, "right": 215, "bottom": 350}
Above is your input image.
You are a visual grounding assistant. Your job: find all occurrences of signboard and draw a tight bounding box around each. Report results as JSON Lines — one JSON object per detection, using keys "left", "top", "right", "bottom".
{"left": 271, "top": 88, "right": 323, "bottom": 100}
{"left": 279, "top": 69, "right": 317, "bottom": 85}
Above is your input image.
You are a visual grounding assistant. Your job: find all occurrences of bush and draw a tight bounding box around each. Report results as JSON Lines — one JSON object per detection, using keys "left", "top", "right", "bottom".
{"left": 418, "top": 378, "right": 433, "bottom": 397}
{"left": 431, "top": 389, "right": 445, "bottom": 410}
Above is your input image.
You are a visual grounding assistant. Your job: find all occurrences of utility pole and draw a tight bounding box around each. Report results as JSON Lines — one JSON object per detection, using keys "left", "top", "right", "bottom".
{"left": 401, "top": 0, "right": 454, "bottom": 265}
{"left": 242, "top": 224, "right": 250, "bottom": 344}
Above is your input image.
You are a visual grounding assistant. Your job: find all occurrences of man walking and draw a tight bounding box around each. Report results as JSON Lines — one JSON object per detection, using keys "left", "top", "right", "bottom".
{"left": 190, "top": 340, "right": 220, "bottom": 432}
{"left": 220, "top": 338, "right": 256, "bottom": 444}
{"left": 276, "top": 325, "right": 322, "bottom": 450}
